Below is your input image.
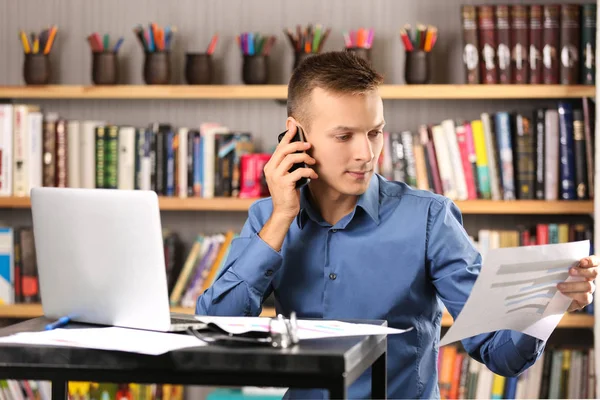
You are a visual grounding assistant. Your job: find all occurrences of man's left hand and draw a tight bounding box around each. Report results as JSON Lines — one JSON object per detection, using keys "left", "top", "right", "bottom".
{"left": 558, "top": 255, "right": 598, "bottom": 312}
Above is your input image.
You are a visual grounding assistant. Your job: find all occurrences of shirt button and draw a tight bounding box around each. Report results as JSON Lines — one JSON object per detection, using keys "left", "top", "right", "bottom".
{"left": 265, "top": 270, "right": 273, "bottom": 277}
{"left": 329, "top": 273, "right": 337, "bottom": 280}
{"left": 331, "top": 229, "right": 338, "bottom": 233}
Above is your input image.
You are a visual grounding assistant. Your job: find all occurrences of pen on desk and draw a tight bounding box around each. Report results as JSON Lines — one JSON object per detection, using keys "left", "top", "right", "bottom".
{"left": 45, "top": 316, "right": 71, "bottom": 331}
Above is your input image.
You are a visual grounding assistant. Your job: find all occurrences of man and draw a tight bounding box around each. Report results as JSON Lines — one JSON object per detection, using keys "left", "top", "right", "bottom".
{"left": 196, "top": 51, "right": 597, "bottom": 399}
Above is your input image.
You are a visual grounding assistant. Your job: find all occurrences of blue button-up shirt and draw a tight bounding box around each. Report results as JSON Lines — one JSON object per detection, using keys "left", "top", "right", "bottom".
{"left": 196, "top": 174, "right": 545, "bottom": 399}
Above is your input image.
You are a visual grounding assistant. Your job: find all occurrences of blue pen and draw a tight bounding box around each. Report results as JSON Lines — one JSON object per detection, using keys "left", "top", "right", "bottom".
{"left": 45, "top": 316, "right": 71, "bottom": 331}
{"left": 113, "top": 37, "right": 124, "bottom": 52}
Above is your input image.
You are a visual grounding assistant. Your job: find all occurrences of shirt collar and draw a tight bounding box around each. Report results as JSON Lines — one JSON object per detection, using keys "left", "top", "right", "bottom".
{"left": 296, "top": 174, "right": 381, "bottom": 229}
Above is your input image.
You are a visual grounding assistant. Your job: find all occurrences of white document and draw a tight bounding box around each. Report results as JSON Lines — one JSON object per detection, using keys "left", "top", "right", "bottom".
{"left": 196, "top": 316, "right": 411, "bottom": 340}
{"left": 440, "top": 240, "right": 590, "bottom": 346}
{"left": 0, "top": 327, "right": 205, "bottom": 355}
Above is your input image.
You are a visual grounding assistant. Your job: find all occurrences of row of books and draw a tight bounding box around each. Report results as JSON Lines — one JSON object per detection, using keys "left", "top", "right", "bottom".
{"left": 0, "top": 104, "right": 272, "bottom": 199}
{"left": 438, "top": 346, "right": 596, "bottom": 399}
{"left": 68, "top": 382, "right": 184, "bottom": 400}
{"left": 377, "top": 99, "right": 595, "bottom": 201}
{"left": 461, "top": 4, "right": 596, "bottom": 85}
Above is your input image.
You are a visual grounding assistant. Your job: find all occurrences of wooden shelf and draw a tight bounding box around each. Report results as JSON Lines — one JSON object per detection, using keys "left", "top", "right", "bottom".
{"left": 0, "top": 84, "right": 594, "bottom": 100}
{"left": 0, "top": 304, "right": 276, "bottom": 319}
{"left": 0, "top": 304, "right": 591, "bottom": 328}
{"left": 0, "top": 196, "right": 593, "bottom": 214}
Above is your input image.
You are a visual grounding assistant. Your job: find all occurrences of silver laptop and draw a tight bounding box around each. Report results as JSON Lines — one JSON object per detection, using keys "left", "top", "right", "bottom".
{"left": 30, "top": 187, "right": 206, "bottom": 332}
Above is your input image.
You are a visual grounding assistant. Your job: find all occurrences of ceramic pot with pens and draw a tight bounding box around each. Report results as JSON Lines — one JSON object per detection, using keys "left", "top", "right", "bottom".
{"left": 185, "top": 53, "right": 213, "bottom": 85}
{"left": 23, "top": 53, "right": 51, "bottom": 85}
{"left": 144, "top": 51, "right": 171, "bottom": 85}
{"left": 293, "top": 52, "right": 315, "bottom": 71}
{"left": 404, "top": 50, "right": 431, "bottom": 84}
{"left": 345, "top": 47, "right": 372, "bottom": 64}
{"left": 242, "top": 55, "right": 269, "bottom": 85}
{"left": 92, "top": 51, "right": 119, "bottom": 85}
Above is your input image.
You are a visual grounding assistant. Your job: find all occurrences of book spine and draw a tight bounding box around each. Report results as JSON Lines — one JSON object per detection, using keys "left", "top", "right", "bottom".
{"left": 66, "top": 120, "right": 80, "bottom": 188}
{"left": 401, "top": 131, "right": 417, "bottom": 187}
{"left": 95, "top": 126, "right": 106, "bottom": 189}
{"left": 419, "top": 125, "right": 443, "bottom": 195}
{"left": 154, "top": 124, "right": 165, "bottom": 195}
{"left": 582, "top": 98, "right": 594, "bottom": 198}
{"left": 542, "top": 5, "right": 560, "bottom": 84}
{"left": 165, "top": 129, "right": 175, "bottom": 197}
{"left": 494, "top": 112, "right": 516, "bottom": 200}
{"left": 455, "top": 123, "right": 477, "bottom": 199}
{"left": 470, "top": 120, "right": 491, "bottom": 199}
{"left": 0, "top": 105, "right": 13, "bottom": 196}
{"left": 104, "top": 125, "right": 118, "bottom": 189}
{"left": 534, "top": 109, "right": 545, "bottom": 199}
{"left": 529, "top": 5, "right": 543, "bottom": 83}
{"left": 134, "top": 128, "right": 145, "bottom": 190}
{"left": 510, "top": 5, "right": 529, "bottom": 83}
{"left": 192, "top": 131, "right": 202, "bottom": 197}
{"left": 573, "top": 109, "right": 588, "bottom": 199}
{"left": 477, "top": 5, "right": 498, "bottom": 84}
{"left": 461, "top": 5, "right": 480, "bottom": 84}
{"left": 544, "top": 109, "right": 560, "bottom": 200}
{"left": 581, "top": 4, "right": 597, "bottom": 84}
{"left": 560, "top": 4, "right": 580, "bottom": 84}
{"left": 28, "top": 112, "right": 43, "bottom": 190}
{"left": 558, "top": 101, "right": 576, "bottom": 199}
{"left": 495, "top": 5, "right": 512, "bottom": 84}
{"left": 117, "top": 127, "right": 136, "bottom": 191}
{"left": 515, "top": 114, "right": 535, "bottom": 199}
{"left": 187, "top": 130, "right": 195, "bottom": 197}
{"left": 390, "top": 132, "right": 407, "bottom": 184}
{"left": 54, "top": 119, "right": 68, "bottom": 188}
{"left": 12, "top": 107, "right": 28, "bottom": 196}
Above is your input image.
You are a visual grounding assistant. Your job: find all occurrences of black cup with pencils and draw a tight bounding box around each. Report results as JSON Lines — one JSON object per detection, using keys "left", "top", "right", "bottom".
{"left": 185, "top": 34, "right": 218, "bottom": 85}
{"left": 88, "top": 32, "right": 124, "bottom": 85}
{"left": 284, "top": 24, "right": 331, "bottom": 71}
{"left": 238, "top": 32, "right": 276, "bottom": 85}
{"left": 343, "top": 28, "right": 373, "bottom": 64}
{"left": 134, "top": 23, "right": 176, "bottom": 85}
{"left": 400, "top": 24, "right": 437, "bottom": 84}
{"left": 20, "top": 26, "right": 58, "bottom": 85}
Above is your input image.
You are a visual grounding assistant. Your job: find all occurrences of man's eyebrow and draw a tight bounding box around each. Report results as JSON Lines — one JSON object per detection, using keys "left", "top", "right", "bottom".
{"left": 327, "top": 121, "right": 386, "bottom": 133}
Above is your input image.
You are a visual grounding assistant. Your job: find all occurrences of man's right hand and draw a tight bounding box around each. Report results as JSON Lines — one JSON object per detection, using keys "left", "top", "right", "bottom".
{"left": 263, "top": 124, "right": 318, "bottom": 222}
{"left": 258, "top": 124, "right": 318, "bottom": 252}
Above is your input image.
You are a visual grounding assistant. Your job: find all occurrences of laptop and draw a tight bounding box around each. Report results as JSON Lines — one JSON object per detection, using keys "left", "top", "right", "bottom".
{"left": 30, "top": 187, "right": 207, "bottom": 332}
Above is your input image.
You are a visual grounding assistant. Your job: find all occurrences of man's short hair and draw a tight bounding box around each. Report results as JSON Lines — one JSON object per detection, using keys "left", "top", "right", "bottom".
{"left": 286, "top": 51, "right": 384, "bottom": 127}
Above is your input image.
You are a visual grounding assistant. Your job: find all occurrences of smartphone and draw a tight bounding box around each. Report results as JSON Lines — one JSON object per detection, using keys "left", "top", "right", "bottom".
{"left": 277, "top": 126, "right": 310, "bottom": 189}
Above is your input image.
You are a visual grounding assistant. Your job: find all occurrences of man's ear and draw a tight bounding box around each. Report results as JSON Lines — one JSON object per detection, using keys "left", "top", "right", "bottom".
{"left": 286, "top": 116, "right": 298, "bottom": 132}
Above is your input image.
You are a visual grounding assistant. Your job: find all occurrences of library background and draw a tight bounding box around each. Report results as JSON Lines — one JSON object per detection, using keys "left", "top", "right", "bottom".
{"left": 0, "top": 0, "right": 599, "bottom": 398}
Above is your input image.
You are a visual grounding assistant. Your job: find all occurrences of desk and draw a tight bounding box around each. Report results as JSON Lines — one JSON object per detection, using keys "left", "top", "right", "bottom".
{"left": 0, "top": 317, "right": 388, "bottom": 399}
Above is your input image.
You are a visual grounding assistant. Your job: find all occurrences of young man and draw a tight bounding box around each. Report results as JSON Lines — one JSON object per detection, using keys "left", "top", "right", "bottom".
{"left": 196, "top": 51, "right": 597, "bottom": 399}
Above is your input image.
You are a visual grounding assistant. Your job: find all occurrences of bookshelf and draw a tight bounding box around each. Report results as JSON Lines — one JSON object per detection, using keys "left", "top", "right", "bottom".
{"left": 0, "top": 196, "right": 594, "bottom": 214}
{"left": 0, "top": 84, "right": 594, "bottom": 100}
{"left": 0, "top": 304, "right": 592, "bottom": 329}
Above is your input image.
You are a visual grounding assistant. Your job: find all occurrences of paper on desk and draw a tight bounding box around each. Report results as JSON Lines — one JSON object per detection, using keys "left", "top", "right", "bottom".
{"left": 195, "top": 316, "right": 412, "bottom": 339}
{"left": 439, "top": 240, "right": 590, "bottom": 346}
{"left": 0, "top": 326, "right": 205, "bottom": 355}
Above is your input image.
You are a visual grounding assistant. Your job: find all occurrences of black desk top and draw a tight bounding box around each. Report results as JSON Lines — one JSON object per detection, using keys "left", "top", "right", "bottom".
{"left": 0, "top": 317, "right": 388, "bottom": 387}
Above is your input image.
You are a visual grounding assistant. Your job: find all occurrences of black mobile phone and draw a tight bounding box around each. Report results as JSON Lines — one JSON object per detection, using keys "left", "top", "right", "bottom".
{"left": 278, "top": 126, "right": 310, "bottom": 189}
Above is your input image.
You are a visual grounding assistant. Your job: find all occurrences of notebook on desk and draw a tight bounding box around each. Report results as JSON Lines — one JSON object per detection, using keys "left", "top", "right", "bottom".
{"left": 30, "top": 187, "right": 206, "bottom": 332}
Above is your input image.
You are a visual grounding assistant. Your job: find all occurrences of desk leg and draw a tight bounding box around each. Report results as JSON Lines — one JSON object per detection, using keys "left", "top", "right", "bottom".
{"left": 328, "top": 379, "right": 347, "bottom": 399}
{"left": 371, "top": 351, "right": 387, "bottom": 399}
{"left": 52, "top": 380, "right": 68, "bottom": 400}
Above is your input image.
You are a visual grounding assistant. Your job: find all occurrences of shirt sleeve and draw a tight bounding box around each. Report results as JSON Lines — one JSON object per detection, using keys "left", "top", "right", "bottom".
{"left": 426, "top": 197, "right": 545, "bottom": 377}
{"left": 195, "top": 203, "right": 283, "bottom": 317}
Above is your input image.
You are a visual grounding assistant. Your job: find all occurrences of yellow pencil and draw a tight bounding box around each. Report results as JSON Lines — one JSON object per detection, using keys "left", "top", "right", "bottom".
{"left": 423, "top": 30, "right": 433, "bottom": 52}
{"left": 19, "top": 30, "right": 31, "bottom": 53}
{"left": 33, "top": 36, "right": 39, "bottom": 53}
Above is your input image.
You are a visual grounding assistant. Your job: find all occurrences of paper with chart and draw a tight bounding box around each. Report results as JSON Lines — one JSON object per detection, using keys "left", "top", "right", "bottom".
{"left": 0, "top": 326, "right": 205, "bottom": 355}
{"left": 439, "top": 240, "right": 590, "bottom": 346}
{"left": 195, "top": 316, "right": 412, "bottom": 340}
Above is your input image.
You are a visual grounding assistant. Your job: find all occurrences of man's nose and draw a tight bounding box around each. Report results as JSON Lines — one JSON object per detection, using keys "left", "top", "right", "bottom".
{"left": 354, "top": 135, "right": 374, "bottom": 162}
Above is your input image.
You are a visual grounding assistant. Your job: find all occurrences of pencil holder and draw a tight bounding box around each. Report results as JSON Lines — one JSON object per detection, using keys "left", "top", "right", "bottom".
{"left": 143, "top": 51, "right": 171, "bottom": 85}
{"left": 345, "top": 47, "right": 372, "bottom": 64}
{"left": 23, "top": 53, "right": 51, "bottom": 85}
{"left": 185, "top": 53, "right": 213, "bottom": 85}
{"left": 404, "top": 50, "right": 431, "bottom": 84}
{"left": 92, "top": 51, "right": 118, "bottom": 85}
{"left": 293, "top": 52, "right": 316, "bottom": 70}
{"left": 242, "top": 55, "right": 269, "bottom": 85}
